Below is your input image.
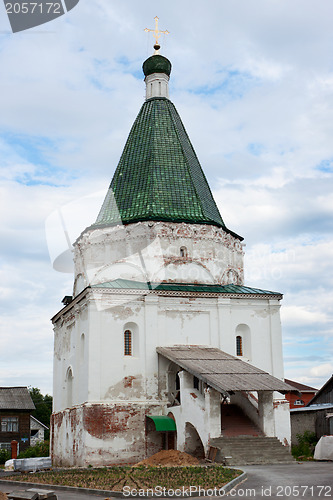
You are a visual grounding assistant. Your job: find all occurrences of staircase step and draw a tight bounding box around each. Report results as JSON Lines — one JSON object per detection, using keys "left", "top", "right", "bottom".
{"left": 213, "top": 404, "right": 294, "bottom": 465}
{"left": 211, "top": 435, "right": 294, "bottom": 466}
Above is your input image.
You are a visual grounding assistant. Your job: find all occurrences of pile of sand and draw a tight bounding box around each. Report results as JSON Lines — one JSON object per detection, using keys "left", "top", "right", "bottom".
{"left": 135, "top": 449, "right": 199, "bottom": 467}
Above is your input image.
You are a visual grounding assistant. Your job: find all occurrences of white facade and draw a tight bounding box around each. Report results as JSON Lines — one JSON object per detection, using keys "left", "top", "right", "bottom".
{"left": 73, "top": 221, "right": 245, "bottom": 297}
{"left": 52, "top": 246, "right": 290, "bottom": 465}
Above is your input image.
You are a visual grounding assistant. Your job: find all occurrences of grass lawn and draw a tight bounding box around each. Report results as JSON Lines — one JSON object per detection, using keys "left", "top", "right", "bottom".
{"left": 2, "top": 465, "right": 242, "bottom": 491}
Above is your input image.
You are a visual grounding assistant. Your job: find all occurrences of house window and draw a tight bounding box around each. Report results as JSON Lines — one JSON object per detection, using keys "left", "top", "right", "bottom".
{"left": 1, "top": 417, "right": 18, "bottom": 432}
{"left": 124, "top": 330, "right": 132, "bottom": 356}
{"left": 294, "top": 399, "right": 304, "bottom": 406}
{"left": 236, "top": 336, "right": 243, "bottom": 356}
{"left": 180, "top": 246, "right": 187, "bottom": 258}
{"left": 0, "top": 443, "right": 11, "bottom": 452}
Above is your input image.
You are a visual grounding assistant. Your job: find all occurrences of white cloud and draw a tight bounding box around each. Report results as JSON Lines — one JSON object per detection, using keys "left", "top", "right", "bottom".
{"left": 310, "top": 364, "right": 333, "bottom": 378}
{"left": 281, "top": 306, "right": 328, "bottom": 327}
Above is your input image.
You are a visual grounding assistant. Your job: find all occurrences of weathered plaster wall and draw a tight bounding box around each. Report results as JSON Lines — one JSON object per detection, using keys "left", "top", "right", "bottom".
{"left": 53, "top": 289, "right": 284, "bottom": 416}
{"left": 273, "top": 398, "right": 291, "bottom": 446}
{"left": 168, "top": 371, "right": 221, "bottom": 457}
{"left": 51, "top": 403, "right": 164, "bottom": 466}
{"left": 73, "top": 221, "right": 245, "bottom": 296}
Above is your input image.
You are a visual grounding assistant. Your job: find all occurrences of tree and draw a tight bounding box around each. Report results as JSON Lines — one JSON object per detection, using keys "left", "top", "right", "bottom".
{"left": 29, "top": 387, "right": 53, "bottom": 439}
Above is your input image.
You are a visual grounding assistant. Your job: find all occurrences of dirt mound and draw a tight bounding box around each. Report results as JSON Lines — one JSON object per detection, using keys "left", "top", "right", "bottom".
{"left": 135, "top": 449, "right": 199, "bottom": 467}
{"left": 0, "top": 492, "right": 7, "bottom": 500}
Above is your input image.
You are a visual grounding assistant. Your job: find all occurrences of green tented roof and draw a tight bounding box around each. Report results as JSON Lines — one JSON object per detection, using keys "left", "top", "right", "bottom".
{"left": 92, "top": 279, "right": 282, "bottom": 296}
{"left": 147, "top": 416, "right": 176, "bottom": 432}
{"left": 90, "top": 97, "right": 241, "bottom": 239}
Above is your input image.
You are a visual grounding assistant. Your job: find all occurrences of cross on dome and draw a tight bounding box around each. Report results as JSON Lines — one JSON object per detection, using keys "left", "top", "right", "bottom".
{"left": 144, "top": 16, "right": 169, "bottom": 54}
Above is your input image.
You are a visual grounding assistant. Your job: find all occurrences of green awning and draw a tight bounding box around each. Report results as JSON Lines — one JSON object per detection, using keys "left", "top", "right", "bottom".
{"left": 147, "top": 416, "right": 176, "bottom": 432}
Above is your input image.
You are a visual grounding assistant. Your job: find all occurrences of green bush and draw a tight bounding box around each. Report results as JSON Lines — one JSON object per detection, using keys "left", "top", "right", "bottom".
{"left": 292, "top": 430, "right": 318, "bottom": 459}
{"left": 18, "top": 441, "right": 49, "bottom": 459}
{"left": 0, "top": 448, "right": 11, "bottom": 464}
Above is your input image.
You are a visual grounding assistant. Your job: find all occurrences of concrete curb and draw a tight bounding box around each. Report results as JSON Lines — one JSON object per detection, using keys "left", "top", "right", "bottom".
{"left": 0, "top": 471, "right": 247, "bottom": 498}
{"left": 0, "top": 479, "right": 112, "bottom": 497}
{"left": 221, "top": 471, "right": 247, "bottom": 494}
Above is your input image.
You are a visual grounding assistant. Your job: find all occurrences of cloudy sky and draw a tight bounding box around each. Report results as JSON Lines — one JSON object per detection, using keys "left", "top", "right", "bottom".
{"left": 0, "top": 0, "right": 332, "bottom": 395}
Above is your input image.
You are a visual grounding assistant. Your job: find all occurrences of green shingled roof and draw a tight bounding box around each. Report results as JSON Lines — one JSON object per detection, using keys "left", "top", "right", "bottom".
{"left": 92, "top": 279, "right": 282, "bottom": 296}
{"left": 91, "top": 97, "right": 240, "bottom": 237}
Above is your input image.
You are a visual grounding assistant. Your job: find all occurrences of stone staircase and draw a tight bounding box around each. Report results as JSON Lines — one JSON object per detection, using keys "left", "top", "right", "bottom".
{"left": 221, "top": 404, "right": 262, "bottom": 437}
{"left": 210, "top": 436, "right": 294, "bottom": 466}
{"left": 208, "top": 404, "right": 294, "bottom": 465}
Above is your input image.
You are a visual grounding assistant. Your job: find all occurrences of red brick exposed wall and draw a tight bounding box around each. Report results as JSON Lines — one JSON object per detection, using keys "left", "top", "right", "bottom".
{"left": 51, "top": 403, "right": 163, "bottom": 466}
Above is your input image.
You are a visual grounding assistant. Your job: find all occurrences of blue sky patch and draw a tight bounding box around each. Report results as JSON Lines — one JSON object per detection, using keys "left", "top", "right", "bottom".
{"left": 316, "top": 158, "right": 333, "bottom": 173}
{"left": 189, "top": 68, "right": 259, "bottom": 101}
{"left": 1, "top": 133, "right": 74, "bottom": 186}
{"left": 247, "top": 142, "right": 265, "bottom": 156}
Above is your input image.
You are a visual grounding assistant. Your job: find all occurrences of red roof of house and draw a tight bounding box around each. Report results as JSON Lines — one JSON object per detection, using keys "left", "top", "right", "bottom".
{"left": 284, "top": 379, "right": 317, "bottom": 392}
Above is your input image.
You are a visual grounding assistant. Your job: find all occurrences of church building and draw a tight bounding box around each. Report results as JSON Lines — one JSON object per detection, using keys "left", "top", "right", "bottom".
{"left": 51, "top": 27, "right": 294, "bottom": 466}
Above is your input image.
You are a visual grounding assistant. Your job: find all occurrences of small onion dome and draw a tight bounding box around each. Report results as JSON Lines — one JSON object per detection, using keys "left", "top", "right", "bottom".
{"left": 143, "top": 54, "right": 172, "bottom": 77}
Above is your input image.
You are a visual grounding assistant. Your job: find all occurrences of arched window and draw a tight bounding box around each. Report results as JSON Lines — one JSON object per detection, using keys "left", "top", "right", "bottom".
{"left": 236, "top": 336, "right": 243, "bottom": 356}
{"left": 235, "top": 324, "right": 251, "bottom": 360}
{"left": 124, "top": 330, "right": 132, "bottom": 356}
{"left": 80, "top": 333, "right": 85, "bottom": 363}
{"left": 180, "top": 246, "right": 187, "bottom": 258}
{"left": 66, "top": 367, "right": 73, "bottom": 408}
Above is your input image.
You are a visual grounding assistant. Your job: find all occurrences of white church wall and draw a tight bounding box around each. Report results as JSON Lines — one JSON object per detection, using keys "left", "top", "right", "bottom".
{"left": 273, "top": 398, "right": 291, "bottom": 446}
{"left": 224, "top": 300, "right": 284, "bottom": 379}
{"left": 53, "top": 288, "right": 283, "bottom": 414}
{"left": 89, "top": 300, "right": 148, "bottom": 403}
{"left": 168, "top": 371, "right": 221, "bottom": 457}
{"left": 52, "top": 281, "right": 286, "bottom": 464}
{"left": 73, "top": 222, "right": 245, "bottom": 297}
{"left": 53, "top": 299, "right": 90, "bottom": 413}
{"left": 257, "top": 393, "right": 291, "bottom": 446}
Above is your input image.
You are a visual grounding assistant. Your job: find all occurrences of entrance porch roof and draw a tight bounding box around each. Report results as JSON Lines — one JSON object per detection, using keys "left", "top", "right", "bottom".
{"left": 157, "top": 345, "right": 295, "bottom": 395}
{"left": 147, "top": 415, "right": 177, "bottom": 431}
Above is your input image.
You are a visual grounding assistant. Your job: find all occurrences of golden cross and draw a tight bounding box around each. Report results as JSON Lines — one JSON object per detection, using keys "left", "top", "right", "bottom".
{"left": 144, "top": 16, "right": 169, "bottom": 52}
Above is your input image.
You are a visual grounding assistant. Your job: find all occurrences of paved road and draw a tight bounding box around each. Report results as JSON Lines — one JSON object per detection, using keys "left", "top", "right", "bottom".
{"left": 229, "top": 462, "right": 333, "bottom": 499}
{"left": 0, "top": 462, "right": 332, "bottom": 499}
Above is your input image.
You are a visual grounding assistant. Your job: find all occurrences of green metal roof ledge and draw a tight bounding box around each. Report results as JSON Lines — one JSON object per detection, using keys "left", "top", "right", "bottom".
{"left": 89, "top": 97, "right": 242, "bottom": 240}
{"left": 147, "top": 416, "right": 176, "bottom": 432}
{"left": 92, "top": 279, "right": 282, "bottom": 296}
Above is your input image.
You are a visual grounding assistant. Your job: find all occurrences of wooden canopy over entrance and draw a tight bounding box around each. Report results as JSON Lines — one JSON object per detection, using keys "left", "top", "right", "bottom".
{"left": 157, "top": 345, "right": 294, "bottom": 395}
